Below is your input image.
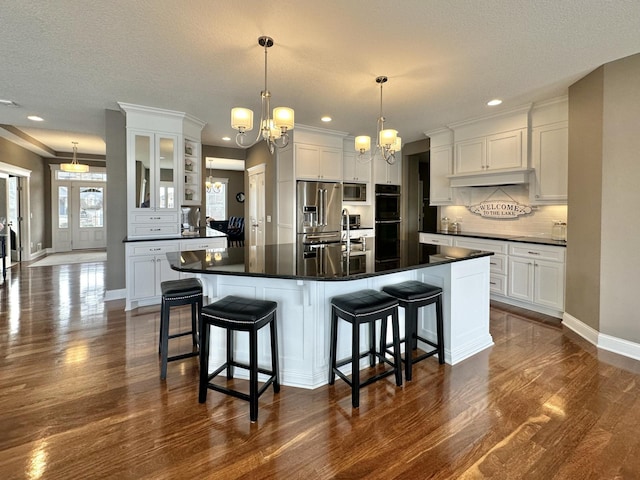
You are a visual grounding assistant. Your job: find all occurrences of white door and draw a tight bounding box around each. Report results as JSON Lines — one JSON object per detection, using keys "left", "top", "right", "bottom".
{"left": 8, "top": 177, "right": 20, "bottom": 262}
{"left": 248, "top": 164, "right": 266, "bottom": 247}
{"left": 72, "top": 184, "right": 106, "bottom": 250}
{"left": 0, "top": 174, "right": 8, "bottom": 272}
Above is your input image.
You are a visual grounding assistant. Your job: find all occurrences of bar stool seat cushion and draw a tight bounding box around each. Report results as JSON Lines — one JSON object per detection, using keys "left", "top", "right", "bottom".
{"left": 331, "top": 289, "right": 398, "bottom": 317}
{"left": 382, "top": 280, "right": 442, "bottom": 302}
{"left": 202, "top": 295, "right": 277, "bottom": 328}
{"left": 161, "top": 278, "right": 203, "bottom": 298}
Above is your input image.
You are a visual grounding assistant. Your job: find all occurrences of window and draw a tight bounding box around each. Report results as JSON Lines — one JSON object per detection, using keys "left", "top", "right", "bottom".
{"left": 79, "top": 187, "right": 104, "bottom": 228}
{"left": 206, "top": 178, "right": 228, "bottom": 220}
{"left": 58, "top": 186, "right": 69, "bottom": 229}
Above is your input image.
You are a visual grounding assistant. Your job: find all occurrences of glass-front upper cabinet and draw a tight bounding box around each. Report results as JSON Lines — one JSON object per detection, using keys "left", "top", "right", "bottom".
{"left": 132, "top": 131, "right": 177, "bottom": 211}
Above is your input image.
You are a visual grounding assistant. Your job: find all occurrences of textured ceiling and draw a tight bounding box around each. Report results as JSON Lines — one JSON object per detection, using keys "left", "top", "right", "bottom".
{"left": 1, "top": 1, "right": 640, "bottom": 157}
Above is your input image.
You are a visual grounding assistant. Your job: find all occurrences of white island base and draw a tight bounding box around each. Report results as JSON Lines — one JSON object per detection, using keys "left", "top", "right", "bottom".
{"left": 198, "top": 256, "right": 493, "bottom": 389}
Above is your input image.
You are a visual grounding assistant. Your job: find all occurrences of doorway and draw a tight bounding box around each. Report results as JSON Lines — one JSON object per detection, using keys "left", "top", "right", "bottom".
{"left": 0, "top": 161, "right": 31, "bottom": 267}
{"left": 7, "top": 176, "right": 21, "bottom": 263}
{"left": 52, "top": 168, "right": 107, "bottom": 252}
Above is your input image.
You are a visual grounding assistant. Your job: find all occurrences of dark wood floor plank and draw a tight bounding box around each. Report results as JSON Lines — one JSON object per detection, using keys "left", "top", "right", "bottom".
{"left": 3, "top": 262, "right": 640, "bottom": 478}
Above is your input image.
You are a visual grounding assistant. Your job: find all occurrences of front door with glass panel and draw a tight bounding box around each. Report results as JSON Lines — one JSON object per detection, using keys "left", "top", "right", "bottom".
{"left": 53, "top": 170, "right": 107, "bottom": 252}
{"left": 72, "top": 185, "right": 106, "bottom": 249}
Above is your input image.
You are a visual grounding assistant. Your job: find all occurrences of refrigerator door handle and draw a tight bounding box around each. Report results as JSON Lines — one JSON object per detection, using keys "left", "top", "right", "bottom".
{"left": 317, "top": 189, "right": 324, "bottom": 227}
{"left": 323, "top": 189, "right": 328, "bottom": 225}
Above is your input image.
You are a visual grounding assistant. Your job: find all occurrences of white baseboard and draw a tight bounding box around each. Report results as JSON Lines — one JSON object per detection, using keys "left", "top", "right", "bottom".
{"left": 104, "top": 289, "right": 126, "bottom": 302}
{"left": 563, "top": 312, "right": 640, "bottom": 362}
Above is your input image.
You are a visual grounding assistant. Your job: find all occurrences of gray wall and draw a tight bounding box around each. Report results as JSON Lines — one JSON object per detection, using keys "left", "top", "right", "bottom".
{"left": 0, "top": 136, "right": 47, "bottom": 254}
{"left": 566, "top": 67, "right": 604, "bottom": 331}
{"left": 105, "top": 109, "right": 127, "bottom": 291}
{"left": 566, "top": 53, "right": 640, "bottom": 343}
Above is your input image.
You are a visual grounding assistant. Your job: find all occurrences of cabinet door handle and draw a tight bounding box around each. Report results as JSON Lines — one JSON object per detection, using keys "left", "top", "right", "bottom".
{"left": 489, "top": 281, "right": 497, "bottom": 285}
{"left": 527, "top": 251, "right": 540, "bottom": 255}
{"left": 490, "top": 262, "right": 497, "bottom": 265}
{"left": 151, "top": 228, "right": 161, "bottom": 232}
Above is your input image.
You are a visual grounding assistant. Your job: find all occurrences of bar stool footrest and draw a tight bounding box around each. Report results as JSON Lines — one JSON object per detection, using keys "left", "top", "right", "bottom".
{"left": 167, "top": 350, "right": 199, "bottom": 363}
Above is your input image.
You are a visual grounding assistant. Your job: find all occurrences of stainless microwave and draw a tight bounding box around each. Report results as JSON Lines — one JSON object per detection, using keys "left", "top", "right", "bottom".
{"left": 343, "top": 182, "right": 367, "bottom": 202}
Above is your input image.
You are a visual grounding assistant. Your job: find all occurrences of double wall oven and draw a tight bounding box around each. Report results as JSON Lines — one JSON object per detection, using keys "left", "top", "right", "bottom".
{"left": 374, "top": 184, "right": 401, "bottom": 268}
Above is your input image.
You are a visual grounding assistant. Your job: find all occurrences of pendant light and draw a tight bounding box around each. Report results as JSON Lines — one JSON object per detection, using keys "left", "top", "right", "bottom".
{"left": 354, "top": 76, "right": 401, "bottom": 165}
{"left": 231, "top": 36, "right": 294, "bottom": 154}
{"left": 60, "top": 142, "right": 89, "bottom": 173}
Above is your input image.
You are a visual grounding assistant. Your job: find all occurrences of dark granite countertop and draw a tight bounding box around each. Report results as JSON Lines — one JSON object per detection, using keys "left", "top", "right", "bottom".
{"left": 123, "top": 227, "right": 227, "bottom": 243}
{"left": 167, "top": 241, "right": 493, "bottom": 281}
{"left": 423, "top": 230, "right": 567, "bottom": 247}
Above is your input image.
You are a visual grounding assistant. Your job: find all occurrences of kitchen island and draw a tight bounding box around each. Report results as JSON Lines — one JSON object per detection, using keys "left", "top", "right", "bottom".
{"left": 167, "top": 242, "right": 494, "bottom": 389}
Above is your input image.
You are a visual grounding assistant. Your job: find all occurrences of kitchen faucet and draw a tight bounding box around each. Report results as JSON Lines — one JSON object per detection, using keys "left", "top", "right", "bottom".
{"left": 342, "top": 208, "right": 350, "bottom": 253}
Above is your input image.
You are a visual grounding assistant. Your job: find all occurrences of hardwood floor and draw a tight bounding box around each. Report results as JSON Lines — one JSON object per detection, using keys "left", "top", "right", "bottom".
{"left": 2, "top": 261, "right": 640, "bottom": 479}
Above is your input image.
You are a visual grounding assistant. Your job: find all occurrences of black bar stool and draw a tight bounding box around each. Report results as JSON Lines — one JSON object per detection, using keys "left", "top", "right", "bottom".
{"left": 159, "top": 278, "right": 203, "bottom": 380}
{"left": 381, "top": 280, "right": 444, "bottom": 381}
{"left": 329, "top": 289, "right": 403, "bottom": 408}
{"left": 199, "top": 295, "right": 280, "bottom": 423}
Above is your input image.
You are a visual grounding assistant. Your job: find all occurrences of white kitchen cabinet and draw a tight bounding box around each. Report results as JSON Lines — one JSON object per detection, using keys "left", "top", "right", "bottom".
{"left": 373, "top": 155, "right": 402, "bottom": 185}
{"left": 418, "top": 232, "right": 453, "bottom": 246}
{"left": 342, "top": 151, "right": 372, "bottom": 183}
{"left": 453, "top": 237, "right": 508, "bottom": 296}
{"left": 183, "top": 138, "right": 201, "bottom": 206}
{"left": 295, "top": 143, "right": 343, "bottom": 181}
{"left": 530, "top": 122, "right": 568, "bottom": 204}
{"left": 454, "top": 128, "right": 526, "bottom": 174}
{"left": 508, "top": 244, "right": 565, "bottom": 312}
{"left": 125, "top": 241, "right": 180, "bottom": 310}
{"left": 179, "top": 237, "right": 227, "bottom": 251}
{"left": 429, "top": 145, "right": 454, "bottom": 205}
{"left": 119, "top": 103, "right": 205, "bottom": 239}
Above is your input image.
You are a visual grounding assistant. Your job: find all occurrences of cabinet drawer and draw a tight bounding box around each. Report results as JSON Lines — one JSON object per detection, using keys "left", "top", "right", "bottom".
{"left": 489, "top": 273, "right": 507, "bottom": 296}
{"left": 131, "top": 212, "right": 179, "bottom": 224}
{"left": 453, "top": 237, "right": 508, "bottom": 254}
{"left": 180, "top": 238, "right": 227, "bottom": 251}
{"left": 131, "top": 243, "right": 179, "bottom": 256}
{"left": 419, "top": 233, "right": 453, "bottom": 246}
{"left": 488, "top": 254, "right": 507, "bottom": 275}
{"left": 508, "top": 243, "right": 565, "bottom": 262}
{"left": 131, "top": 224, "right": 180, "bottom": 237}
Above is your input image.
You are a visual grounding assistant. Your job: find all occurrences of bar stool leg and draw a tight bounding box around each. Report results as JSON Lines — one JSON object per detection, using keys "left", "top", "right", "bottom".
{"left": 160, "top": 301, "right": 171, "bottom": 380}
{"left": 368, "top": 321, "right": 376, "bottom": 367}
{"left": 351, "top": 319, "right": 360, "bottom": 408}
{"left": 226, "top": 329, "right": 234, "bottom": 379}
{"left": 404, "top": 303, "right": 418, "bottom": 381}
{"left": 329, "top": 307, "right": 338, "bottom": 385}
{"left": 198, "top": 321, "right": 210, "bottom": 403}
{"left": 436, "top": 296, "right": 445, "bottom": 364}
{"left": 249, "top": 328, "right": 259, "bottom": 422}
{"left": 270, "top": 313, "right": 281, "bottom": 392}
{"left": 190, "top": 300, "right": 199, "bottom": 348}
{"left": 391, "top": 308, "right": 403, "bottom": 387}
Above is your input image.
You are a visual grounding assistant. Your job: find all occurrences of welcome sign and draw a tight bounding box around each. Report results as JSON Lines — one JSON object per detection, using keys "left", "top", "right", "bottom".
{"left": 468, "top": 200, "right": 532, "bottom": 218}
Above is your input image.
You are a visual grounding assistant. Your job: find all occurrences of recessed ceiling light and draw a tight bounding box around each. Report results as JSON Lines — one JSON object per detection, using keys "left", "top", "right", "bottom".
{"left": 321, "top": 116, "right": 332, "bottom": 122}
{"left": 222, "top": 136, "right": 231, "bottom": 141}
{"left": 27, "top": 115, "right": 44, "bottom": 122}
{"left": 1, "top": 99, "right": 19, "bottom": 107}
{"left": 487, "top": 99, "right": 502, "bottom": 106}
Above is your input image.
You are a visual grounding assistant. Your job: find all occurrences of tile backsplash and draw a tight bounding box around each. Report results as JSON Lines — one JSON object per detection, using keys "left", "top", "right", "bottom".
{"left": 439, "top": 185, "right": 567, "bottom": 238}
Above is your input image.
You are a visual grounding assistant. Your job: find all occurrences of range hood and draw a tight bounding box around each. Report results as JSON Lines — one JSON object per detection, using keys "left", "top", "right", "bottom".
{"left": 447, "top": 169, "right": 532, "bottom": 188}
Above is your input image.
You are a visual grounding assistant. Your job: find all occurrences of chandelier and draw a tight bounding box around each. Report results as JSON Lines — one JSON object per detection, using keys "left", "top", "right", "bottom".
{"left": 354, "top": 76, "right": 401, "bottom": 165}
{"left": 60, "top": 141, "right": 89, "bottom": 173}
{"left": 231, "top": 36, "right": 294, "bottom": 154}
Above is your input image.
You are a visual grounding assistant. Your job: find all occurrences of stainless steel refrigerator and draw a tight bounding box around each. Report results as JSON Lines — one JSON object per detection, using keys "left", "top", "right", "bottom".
{"left": 296, "top": 180, "right": 343, "bottom": 244}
